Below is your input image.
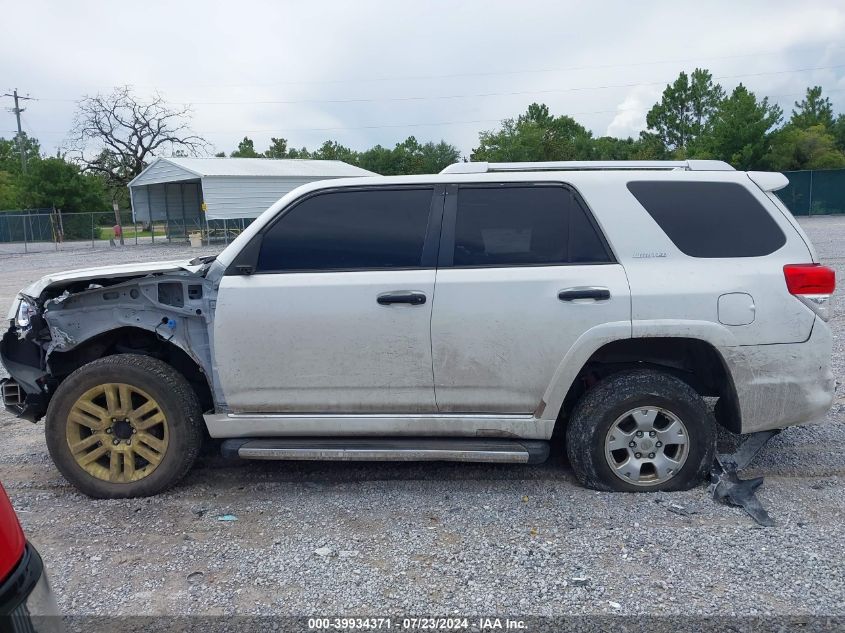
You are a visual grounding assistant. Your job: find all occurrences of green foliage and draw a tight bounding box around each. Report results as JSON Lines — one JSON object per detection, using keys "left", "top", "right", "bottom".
{"left": 0, "top": 171, "right": 20, "bottom": 209}
{"left": 20, "top": 158, "right": 110, "bottom": 212}
{"left": 227, "top": 135, "right": 459, "bottom": 175}
{"left": 311, "top": 140, "right": 356, "bottom": 163}
{"left": 356, "top": 137, "right": 460, "bottom": 175}
{"left": 591, "top": 135, "right": 668, "bottom": 160}
{"left": 831, "top": 114, "right": 845, "bottom": 152}
{"left": 646, "top": 69, "right": 724, "bottom": 154}
{"left": 704, "top": 84, "right": 782, "bottom": 170}
{"left": 286, "top": 146, "right": 312, "bottom": 159}
{"left": 230, "top": 137, "right": 261, "bottom": 158}
{"left": 0, "top": 156, "right": 111, "bottom": 238}
{"left": 356, "top": 144, "right": 394, "bottom": 174}
{"left": 263, "top": 137, "right": 290, "bottom": 159}
{"left": 790, "top": 86, "right": 834, "bottom": 130}
{"left": 765, "top": 125, "right": 845, "bottom": 171}
{"left": 418, "top": 140, "right": 462, "bottom": 174}
{"left": 591, "top": 136, "right": 638, "bottom": 160}
{"left": 472, "top": 103, "right": 594, "bottom": 161}
{"left": 0, "top": 134, "right": 40, "bottom": 175}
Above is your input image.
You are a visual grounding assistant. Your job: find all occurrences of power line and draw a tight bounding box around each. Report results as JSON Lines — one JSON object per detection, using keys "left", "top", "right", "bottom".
{"left": 32, "top": 43, "right": 845, "bottom": 93}
{"left": 9, "top": 87, "right": 845, "bottom": 139}
{"left": 31, "top": 62, "right": 845, "bottom": 107}
{"left": 207, "top": 44, "right": 845, "bottom": 88}
{"left": 163, "top": 63, "right": 845, "bottom": 107}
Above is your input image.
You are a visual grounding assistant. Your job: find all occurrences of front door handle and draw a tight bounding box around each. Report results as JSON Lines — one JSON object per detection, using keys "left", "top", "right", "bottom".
{"left": 558, "top": 287, "right": 611, "bottom": 302}
{"left": 377, "top": 291, "right": 427, "bottom": 306}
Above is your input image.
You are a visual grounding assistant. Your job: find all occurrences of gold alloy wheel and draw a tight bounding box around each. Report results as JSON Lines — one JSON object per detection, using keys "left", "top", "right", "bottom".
{"left": 66, "top": 383, "right": 169, "bottom": 483}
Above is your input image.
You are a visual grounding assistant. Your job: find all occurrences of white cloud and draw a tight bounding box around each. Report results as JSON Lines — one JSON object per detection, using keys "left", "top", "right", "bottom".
{"left": 606, "top": 85, "right": 663, "bottom": 139}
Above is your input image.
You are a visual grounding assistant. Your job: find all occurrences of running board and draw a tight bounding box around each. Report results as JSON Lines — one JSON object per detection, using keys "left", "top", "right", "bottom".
{"left": 220, "top": 438, "right": 550, "bottom": 465}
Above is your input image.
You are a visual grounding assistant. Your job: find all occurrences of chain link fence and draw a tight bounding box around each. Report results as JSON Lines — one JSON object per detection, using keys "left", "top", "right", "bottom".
{"left": 0, "top": 210, "right": 253, "bottom": 254}
{"left": 775, "top": 168, "right": 845, "bottom": 216}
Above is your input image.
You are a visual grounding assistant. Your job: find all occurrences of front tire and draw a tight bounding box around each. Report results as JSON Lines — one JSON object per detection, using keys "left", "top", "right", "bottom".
{"left": 45, "top": 354, "right": 204, "bottom": 499}
{"left": 565, "top": 369, "right": 716, "bottom": 492}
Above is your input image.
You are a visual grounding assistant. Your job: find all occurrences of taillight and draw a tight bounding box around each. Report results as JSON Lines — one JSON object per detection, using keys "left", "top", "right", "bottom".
{"left": 0, "top": 482, "right": 25, "bottom": 583}
{"left": 784, "top": 263, "right": 836, "bottom": 321}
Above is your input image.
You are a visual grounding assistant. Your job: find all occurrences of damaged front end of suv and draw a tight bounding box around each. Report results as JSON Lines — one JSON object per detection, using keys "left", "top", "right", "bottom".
{"left": 1, "top": 257, "right": 220, "bottom": 423}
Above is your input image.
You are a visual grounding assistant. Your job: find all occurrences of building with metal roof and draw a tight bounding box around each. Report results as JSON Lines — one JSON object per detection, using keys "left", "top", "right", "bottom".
{"left": 127, "top": 157, "right": 377, "bottom": 234}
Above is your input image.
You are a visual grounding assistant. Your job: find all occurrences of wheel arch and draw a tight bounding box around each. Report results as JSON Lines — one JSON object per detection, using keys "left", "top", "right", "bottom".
{"left": 548, "top": 336, "right": 741, "bottom": 436}
{"left": 47, "top": 326, "right": 214, "bottom": 414}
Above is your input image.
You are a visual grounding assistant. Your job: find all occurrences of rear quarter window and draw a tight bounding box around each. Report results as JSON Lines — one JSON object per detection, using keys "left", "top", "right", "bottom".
{"left": 626, "top": 181, "right": 786, "bottom": 258}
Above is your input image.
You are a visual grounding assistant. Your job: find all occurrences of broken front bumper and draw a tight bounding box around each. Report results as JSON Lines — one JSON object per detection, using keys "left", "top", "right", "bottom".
{"left": 0, "top": 377, "right": 47, "bottom": 423}
{"left": 1, "top": 327, "right": 49, "bottom": 423}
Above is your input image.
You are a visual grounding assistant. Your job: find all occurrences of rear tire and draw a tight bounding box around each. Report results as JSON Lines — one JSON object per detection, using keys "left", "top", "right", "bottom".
{"left": 45, "top": 354, "right": 204, "bottom": 499}
{"left": 565, "top": 369, "right": 715, "bottom": 492}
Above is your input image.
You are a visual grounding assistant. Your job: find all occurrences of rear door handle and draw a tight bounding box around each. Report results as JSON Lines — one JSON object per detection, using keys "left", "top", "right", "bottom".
{"left": 377, "top": 291, "right": 427, "bottom": 306}
{"left": 558, "top": 287, "right": 611, "bottom": 302}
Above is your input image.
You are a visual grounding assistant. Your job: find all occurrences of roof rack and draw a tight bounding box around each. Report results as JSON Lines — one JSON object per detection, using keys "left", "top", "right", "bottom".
{"left": 439, "top": 160, "right": 735, "bottom": 174}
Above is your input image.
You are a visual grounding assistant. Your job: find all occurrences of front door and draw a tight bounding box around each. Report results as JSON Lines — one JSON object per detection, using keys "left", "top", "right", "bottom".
{"left": 214, "top": 186, "right": 442, "bottom": 413}
{"left": 430, "top": 183, "right": 630, "bottom": 413}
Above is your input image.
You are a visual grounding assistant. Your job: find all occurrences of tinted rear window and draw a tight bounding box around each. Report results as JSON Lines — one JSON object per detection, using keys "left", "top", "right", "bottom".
{"left": 627, "top": 181, "right": 786, "bottom": 258}
{"left": 452, "top": 185, "right": 612, "bottom": 267}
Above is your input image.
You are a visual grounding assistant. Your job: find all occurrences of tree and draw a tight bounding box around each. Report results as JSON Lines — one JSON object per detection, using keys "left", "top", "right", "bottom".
{"left": 0, "top": 135, "right": 42, "bottom": 209}
{"left": 645, "top": 68, "right": 724, "bottom": 154}
{"left": 0, "top": 134, "right": 40, "bottom": 175}
{"left": 354, "top": 136, "right": 460, "bottom": 174}
{"left": 286, "top": 145, "right": 312, "bottom": 159}
{"left": 263, "top": 137, "right": 289, "bottom": 158}
{"left": 472, "top": 103, "right": 593, "bottom": 161}
{"left": 258, "top": 137, "right": 313, "bottom": 159}
{"left": 0, "top": 171, "right": 20, "bottom": 209}
{"left": 833, "top": 114, "right": 845, "bottom": 153}
{"left": 311, "top": 140, "right": 358, "bottom": 164}
{"left": 67, "top": 86, "right": 208, "bottom": 194}
{"left": 418, "top": 140, "right": 461, "bottom": 173}
{"left": 389, "top": 136, "right": 429, "bottom": 174}
{"left": 765, "top": 125, "right": 845, "bottom": 171}
{"left": 230, "top": 136, "right": 261, "bottom": 158}
{"left": 17, "top": 157, "right": 110, "bottom": 238}
{"left": 20, "top": 158, "right": 108, "bottom": 212}
{"left": 704, "top": 84, "right": 782, "bottom": 170}
{"left": 357, "top": 144, "right": 396, "bottom": 174}
{"left": 790, "top": 86, "right": 834, "bottom": 130}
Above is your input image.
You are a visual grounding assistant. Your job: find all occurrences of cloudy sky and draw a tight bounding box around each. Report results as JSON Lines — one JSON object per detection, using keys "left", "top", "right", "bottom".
{"left": 2, "top": 0, "right": 844, "bottom": 158}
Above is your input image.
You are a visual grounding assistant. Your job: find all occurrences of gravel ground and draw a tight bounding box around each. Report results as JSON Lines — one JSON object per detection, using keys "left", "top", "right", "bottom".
{"left": 0, "top": 219, "right": 843, "bottom": 620}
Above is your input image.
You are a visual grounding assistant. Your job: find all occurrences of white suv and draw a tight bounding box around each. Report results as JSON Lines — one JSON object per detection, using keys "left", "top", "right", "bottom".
{"left": 1, "top": 160, "right": 836, "bottom": 498}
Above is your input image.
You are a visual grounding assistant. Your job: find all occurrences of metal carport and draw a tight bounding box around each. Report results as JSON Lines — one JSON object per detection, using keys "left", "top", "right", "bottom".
{"left": 128, "top": 157, "right": 377, "bottom": 238}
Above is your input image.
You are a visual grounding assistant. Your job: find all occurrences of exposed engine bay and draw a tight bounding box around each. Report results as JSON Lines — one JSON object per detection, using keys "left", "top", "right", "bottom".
{"left": 1, "top": 256, "right": 222, "bottom": 421}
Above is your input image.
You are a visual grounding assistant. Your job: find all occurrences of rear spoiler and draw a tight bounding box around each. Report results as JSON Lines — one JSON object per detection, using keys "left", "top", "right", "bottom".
{"left": 747, "top": 171, "right": 789, "bottom": 192}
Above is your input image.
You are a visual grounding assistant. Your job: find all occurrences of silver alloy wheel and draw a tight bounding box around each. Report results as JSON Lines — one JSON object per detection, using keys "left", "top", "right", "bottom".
{"left": 604, "top": 406, "right": 690, "bottom": 487}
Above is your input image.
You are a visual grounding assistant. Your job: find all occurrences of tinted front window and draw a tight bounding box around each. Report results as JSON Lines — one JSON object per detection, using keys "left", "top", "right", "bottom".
{"left": 257, "top": 188, "right": 433, "bottom": 271}
{"left": 453, "top": 185, "right": 611, "bottom": 266}
{"left": 627, "top": 181, "right": 786, "bottom": 258}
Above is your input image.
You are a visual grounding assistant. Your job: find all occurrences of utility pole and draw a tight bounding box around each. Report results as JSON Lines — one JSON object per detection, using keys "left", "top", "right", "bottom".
{"left": 2, "top": 89, "right": 34, "bottom": 173}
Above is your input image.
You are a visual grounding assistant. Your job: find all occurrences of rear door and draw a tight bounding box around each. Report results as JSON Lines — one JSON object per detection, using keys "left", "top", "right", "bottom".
{"left": 430, "top": 182, "right": 630, "bottom": 413}
{"left": 214, "top": 185, "right": 443, "bottom": 413}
